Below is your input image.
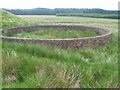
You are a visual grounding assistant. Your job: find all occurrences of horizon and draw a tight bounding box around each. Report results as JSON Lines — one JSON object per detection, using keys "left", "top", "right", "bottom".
{"left": 2, "top": 7, "right": 119, "bottom": 11}
{"left": 0, "top": 0, "right": 119, "bottom": 11}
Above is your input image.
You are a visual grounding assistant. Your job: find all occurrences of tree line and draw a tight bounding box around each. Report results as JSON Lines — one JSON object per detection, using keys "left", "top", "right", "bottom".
{"left": 2, "top": 8, "right": 119, "bottom": 19}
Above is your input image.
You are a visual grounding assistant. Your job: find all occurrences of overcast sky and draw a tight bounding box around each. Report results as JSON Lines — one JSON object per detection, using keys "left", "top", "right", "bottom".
{"left": 0, "top": 0, "right": 119, "bottom": 10}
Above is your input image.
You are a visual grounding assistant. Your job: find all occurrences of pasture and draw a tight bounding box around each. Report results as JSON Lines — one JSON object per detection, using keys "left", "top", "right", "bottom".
{"left": 9, "top": 28, "right": 100, "bottom": 39}
{"left": 2, "top": 15, "right": 118, "bottom": 88}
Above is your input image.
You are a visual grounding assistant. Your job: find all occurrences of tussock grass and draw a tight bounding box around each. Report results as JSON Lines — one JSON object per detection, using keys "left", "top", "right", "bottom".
{"left": 2, "top": 39, "right": 118, "bottom": 88}
{"left": 2, "top": 14, "right": 118, "bottom": 88}
{"left": 9, "top": 28, "right": 100, "bottom": 39}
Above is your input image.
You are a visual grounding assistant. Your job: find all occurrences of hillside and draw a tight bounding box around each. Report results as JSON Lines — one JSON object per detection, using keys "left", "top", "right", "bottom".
{"left": 1, "top": 10, "right": 30, "bottom": 30}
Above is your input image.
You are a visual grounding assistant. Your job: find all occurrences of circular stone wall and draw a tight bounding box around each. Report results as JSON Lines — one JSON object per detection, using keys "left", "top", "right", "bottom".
{"left": 1, "top": 25, "right": 112, "bottom": 49}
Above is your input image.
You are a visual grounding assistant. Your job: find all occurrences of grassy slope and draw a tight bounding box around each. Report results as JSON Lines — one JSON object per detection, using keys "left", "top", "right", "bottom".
{"left": 1, "top": 10, "right": 30, "bottom": 30}
{"left": 2, "top": 15, "right": 118, "bottom": 88}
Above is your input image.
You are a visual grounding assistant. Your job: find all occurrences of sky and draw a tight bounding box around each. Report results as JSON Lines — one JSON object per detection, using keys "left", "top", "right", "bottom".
{"left": 0, "top": 0, "right": 119, "bottom": 10}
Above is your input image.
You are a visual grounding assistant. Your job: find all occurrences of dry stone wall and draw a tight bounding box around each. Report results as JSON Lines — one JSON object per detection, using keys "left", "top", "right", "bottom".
{"left": 1, "top": 25, "right": 112, "bottom": 49}
{"left": 0, "top": 29, "right": 4, "bottom": 34}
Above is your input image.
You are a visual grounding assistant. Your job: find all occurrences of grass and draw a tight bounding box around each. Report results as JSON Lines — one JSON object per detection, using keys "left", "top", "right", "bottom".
{"left": 2, "top": 14, "right": 118, "bottom": 88}
{"left": 2, "top": 39, "right": 118, "bottom": 88}
{"left": 8, "top": 28, "right": 100, "bottom": 39}
{"left": 18, "top": 15, "right": 117, "bottom": 27}
{"left": 2, "top": 40, "right": 118, "bottom": 88}
{"left": 0, "top": 10, "right": 31, "bottom": 30}
{"left": 56, "top": 13, "right": 118, "bottom": 19}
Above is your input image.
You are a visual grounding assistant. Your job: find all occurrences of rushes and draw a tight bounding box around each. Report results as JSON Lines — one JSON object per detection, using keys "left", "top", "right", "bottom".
{"left": 2, "top": 41, "right": 118, "bottom": 88}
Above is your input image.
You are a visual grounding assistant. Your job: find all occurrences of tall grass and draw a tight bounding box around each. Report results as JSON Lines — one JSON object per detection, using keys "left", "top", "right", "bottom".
{"left": 7, "top": 28, "right": 100, "bottom": 39}
{"left": 2, "top": 38, "right": 118, "bottom": 88}
{"left": 2, "top": 15, "right": 118, "bottom": 88}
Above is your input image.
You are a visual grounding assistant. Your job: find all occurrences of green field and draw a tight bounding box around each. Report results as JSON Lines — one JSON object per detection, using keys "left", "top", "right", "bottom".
{"left": 9, "top": 28, "right": 100, "bottom": 39}
{"left": 2, "top": 14, "right": 118, "bottom": 88}
{"left": 56, "top": 13, "right": 118, "bottom": 19}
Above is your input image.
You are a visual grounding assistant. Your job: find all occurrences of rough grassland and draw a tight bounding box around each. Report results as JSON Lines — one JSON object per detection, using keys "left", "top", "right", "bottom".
{"left": 2, "top": 15, "right": 118, "bottom": 88}
{"left": 9, "top": 28, "right": 100, "bottom": 39}
{"left": 0, "top": 10, "right": 31, "bottom": 30}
